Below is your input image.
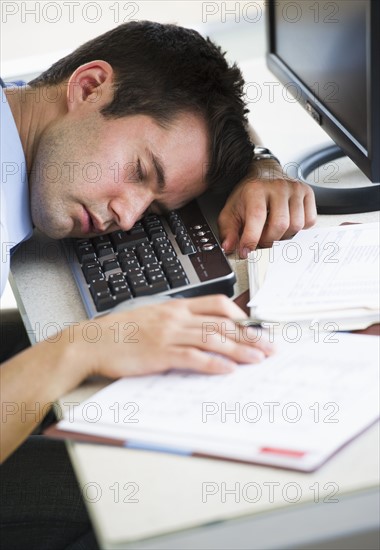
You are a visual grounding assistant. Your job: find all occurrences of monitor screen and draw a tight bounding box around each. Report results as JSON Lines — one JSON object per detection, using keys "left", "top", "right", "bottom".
{"left": 266, "top": 0, "right": 379, "bottom": 184}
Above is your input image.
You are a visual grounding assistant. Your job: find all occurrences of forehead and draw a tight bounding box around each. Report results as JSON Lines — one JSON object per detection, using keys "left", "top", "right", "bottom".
{"left": 154, "top": 112, "right": 210, "bottom": 206}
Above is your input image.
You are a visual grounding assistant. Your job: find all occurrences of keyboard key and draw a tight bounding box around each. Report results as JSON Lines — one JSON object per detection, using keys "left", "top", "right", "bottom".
{"left": 168, "top": 212, "right": 181, "bottom": 231}
{"left": 137, "top": 245, "right": 157, "bottom": 266}
{"left": 150, "top": 280, "right": 170, "bottom": 293}
{"left": 153, "top": 236, "right": 171, "bottom": 246}
{"left": 145, "top": 219, "right": 162, "bottom": 230}
{"left": 118, "top": 251, "right": 140, "bottom": 271}
{"left": 108, "top": 274, "right": 126, "bottom": 286}
{"left": 127, "top": 273, "right": 148, "bottom": 291}
{"left": 168, "top": 274, "right": 189, "bottom": 288}
{"left": 162, "top": 258, "right": 182, "bottom": 270}
{"left": 148, "top": 228, "right": 167, "bottom": 240}
{"left": 133, "top": 285, "right": 159, "bottom": 297}
{"left": 165, "top": 266, "right": 186, "bottom": 279}
{"left": 174, "top": 225, "right": 187, "bottom": 237}
{"left": 110, "top": 230, "right": 149, "bottom": 252}
{"left": 102, "top": 258, "right": 120, "bottom": 273}
{"left": 92, "top": 235, "right": 112, "bottom": 247}
{"left": 129, "top": 222, "right": 144, "bottom": 234}
{"left": 178, "top": 236, "right": 196, "bottom": 255}
{"left": 95, "top": 296, "right": 116, "bottom": 312}
{"left": 155, "top": 244, "right": 175, "bottom": 261}
{"left": 76, "top": 243, "right": 96, "bottom": 263}
{"left": 90, "top": 280, "right": 114, "bottom": 310}
{"left": 83, "top": 266, "right": 104, "bottom": 284}
{"left": 143, "top": 261, "right": 160, "bottom": 271}
{"left": 119, "top": 258, "right": 140, "bottom": 271}
{"left": 114, "top": 290, "right": 133, "bottom": 304}
{"left": 144, "top": 214, "right": 161, "bottom": 225}
{"left": 82, "top": 259, "right": 100, "bottom": 273}
{"left": 125, "top": 267, "right": 144, "bottom": 279}
{"left": 110, "top": 281, "right": 132, "bottom": 302}
{"left": 146, "top": 268, "right": 167, "bottom": 284}
{"left": 96, "top": 244, "right": 114, "bottom": 258}
{"left": 118, "top": 250, "right": 138, "bottom": 262}
{"left": 110, "top": 281, "right": 130, "bottom": 294}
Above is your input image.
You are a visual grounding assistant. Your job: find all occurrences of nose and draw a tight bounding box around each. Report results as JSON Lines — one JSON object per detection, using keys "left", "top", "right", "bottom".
{"left": 109, "top": 192, "right": 153, "bottom": 232}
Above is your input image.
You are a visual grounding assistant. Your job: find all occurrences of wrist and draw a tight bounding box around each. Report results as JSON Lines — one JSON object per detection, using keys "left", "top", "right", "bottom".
{"left": 46, "top": 325, "right": 95, "bottom": 396}
{"left": 249, "top": 158, "right": 285, "bottom": 181}
{"left": 252, "top": 146, "right": 280, "bottom": 166}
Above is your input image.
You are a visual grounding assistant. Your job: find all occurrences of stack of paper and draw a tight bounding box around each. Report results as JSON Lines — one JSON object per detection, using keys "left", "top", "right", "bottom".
{"left": 51, "top": 332, "right": 379, "bottom": 472}
{"left": 247, "top": 223, "right": 380, "bottom": 330}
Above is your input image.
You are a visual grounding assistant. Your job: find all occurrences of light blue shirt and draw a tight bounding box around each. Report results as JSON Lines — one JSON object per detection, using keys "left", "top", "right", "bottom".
{"left": 0, "top": 85, "right": 33, "bottom": 297}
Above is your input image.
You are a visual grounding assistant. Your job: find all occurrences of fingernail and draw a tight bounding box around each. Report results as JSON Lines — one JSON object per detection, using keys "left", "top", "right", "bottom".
{"left": 265, "top": 344, "right": 276, "bottom": 355}
{"left": 219, "top": 366, "right": 236, "bottom": 374}
{"left": 217, "top": 360, "right": 236, "bottom": 373}
{"left": 241, "top": 246, "right": 250, "bottom": 259}
{"left": 247, "top": 348, "right": 265, "bottom": 362}
{"left": 222, "top": 241, "right": 233, "bottom": 254}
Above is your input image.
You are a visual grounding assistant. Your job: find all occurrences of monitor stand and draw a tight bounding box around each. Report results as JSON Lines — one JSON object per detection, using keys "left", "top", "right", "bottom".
{"left": 290, "top": 144, "right": 380, "bottom": 215}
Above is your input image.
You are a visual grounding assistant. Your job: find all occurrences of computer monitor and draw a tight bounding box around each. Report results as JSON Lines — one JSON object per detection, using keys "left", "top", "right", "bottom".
{"left": 266, "top": 0, "right": 380, "bottom": 214}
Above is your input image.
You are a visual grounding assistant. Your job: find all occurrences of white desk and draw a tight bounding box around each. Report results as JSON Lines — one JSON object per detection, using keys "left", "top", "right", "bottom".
{"left": 10, "top": 59, "right": 380, "bottom": 549}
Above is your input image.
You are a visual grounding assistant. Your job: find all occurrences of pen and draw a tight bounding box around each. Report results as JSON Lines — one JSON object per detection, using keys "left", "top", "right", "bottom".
{"left": 233, "top": 318, "right": 262, "bottom": 327}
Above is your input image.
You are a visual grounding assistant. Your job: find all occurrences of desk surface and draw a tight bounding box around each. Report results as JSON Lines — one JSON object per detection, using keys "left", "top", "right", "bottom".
{"left": 10, "top": 59, "right": 380, "bottom": 550}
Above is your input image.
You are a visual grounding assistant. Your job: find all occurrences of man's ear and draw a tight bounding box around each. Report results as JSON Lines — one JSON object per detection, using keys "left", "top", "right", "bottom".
{"left": 66, "top": 60, "right": 114, "bottom": 113}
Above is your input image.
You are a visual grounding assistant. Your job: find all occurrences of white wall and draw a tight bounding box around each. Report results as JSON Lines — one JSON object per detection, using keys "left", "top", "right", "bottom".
{"left": 1, "top": 0, "right": 265, "bottom": 79}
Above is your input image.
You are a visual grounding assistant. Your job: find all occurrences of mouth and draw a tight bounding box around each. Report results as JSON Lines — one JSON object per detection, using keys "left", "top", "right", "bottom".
{"left": 79, "top": 205, "right": 91, "bottom": 234}
{"left": 79, "top": 206, "right": 105, "bottom": 235}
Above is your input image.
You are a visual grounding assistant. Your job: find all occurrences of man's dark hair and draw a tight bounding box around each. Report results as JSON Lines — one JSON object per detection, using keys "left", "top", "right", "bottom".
{"left": 29, "top": 21, "right": 253, "bottom": 194}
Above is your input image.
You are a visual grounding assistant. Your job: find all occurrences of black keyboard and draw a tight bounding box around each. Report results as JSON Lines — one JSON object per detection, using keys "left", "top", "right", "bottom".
{"left": 63, "top": 201, "right": 236, "bottom": 318}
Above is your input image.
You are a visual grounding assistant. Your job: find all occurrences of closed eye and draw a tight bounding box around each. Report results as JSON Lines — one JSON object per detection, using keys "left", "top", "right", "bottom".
{"left": 136, "top": 158, "right": 145, "bottom": 182}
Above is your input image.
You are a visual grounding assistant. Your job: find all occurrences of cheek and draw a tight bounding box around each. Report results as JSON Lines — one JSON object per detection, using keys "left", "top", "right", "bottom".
{"left": 77, "top": 167, "right": 118, "bottom": 202}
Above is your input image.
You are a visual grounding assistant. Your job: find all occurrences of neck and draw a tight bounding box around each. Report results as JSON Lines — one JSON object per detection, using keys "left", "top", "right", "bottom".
{"left": 5, "top": 84, "right": 66, "bottom": 175}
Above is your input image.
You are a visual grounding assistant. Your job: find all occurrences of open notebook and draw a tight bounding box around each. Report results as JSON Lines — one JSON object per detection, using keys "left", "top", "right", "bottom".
{"left": 47, "top": 332, "right": 379, "bottom": 472}
{"left": 247, "top": 222, "right": 380, "bottom": 330}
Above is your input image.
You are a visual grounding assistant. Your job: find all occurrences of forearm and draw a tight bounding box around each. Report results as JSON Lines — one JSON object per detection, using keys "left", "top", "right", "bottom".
{"left": 0, "top": 330, "right": 90, "bottom": 463}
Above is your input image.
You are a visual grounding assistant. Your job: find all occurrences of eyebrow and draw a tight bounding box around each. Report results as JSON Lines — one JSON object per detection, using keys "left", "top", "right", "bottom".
{"left": 149, "top": 150, "right": 166, "bottom": 191}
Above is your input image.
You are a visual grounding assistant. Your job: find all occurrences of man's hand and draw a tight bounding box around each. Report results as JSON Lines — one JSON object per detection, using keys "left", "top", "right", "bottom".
{"left": 83, "top": 295, "right": 274, "bottom": 378}
{"left": 218, "top": 162, "right": 317, "bottom": 258}
{"left": 1, "top": 295, "right": 273, "bottom": 462}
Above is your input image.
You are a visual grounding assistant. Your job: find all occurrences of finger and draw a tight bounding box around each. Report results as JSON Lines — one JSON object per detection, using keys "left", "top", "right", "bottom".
{"left": 303, "top": 187, "right": 318, "bottom": 228}
{"left": 183, "top": 294, "right": 248, "bottom": 320}
{"left": 237, "top": 196, "right": 268, "bottom": 258}
{"left": 169, "top": 347, "right": 237, "bottom": 374}
{"left": 218, "top": 207, "right": 240, "bottom": 253}
{"left": 187, "top": 316, "right": 275, "bottom": 356}
{"left": 257, "top": 189, "right": 290, "bottom": 247}
{"left": 236, "top": 325, "right": 276, "bottom": 355}
{"left": 183, "top": 329, "right": 266, "bottom": 364}
{"left": 280, "top": 192, "right": 305, "bottom": 240}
